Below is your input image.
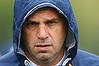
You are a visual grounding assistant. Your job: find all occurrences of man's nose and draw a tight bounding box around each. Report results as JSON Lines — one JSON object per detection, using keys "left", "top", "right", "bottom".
{"left": 37, "top": 24, "right": 49, "bottom": 39}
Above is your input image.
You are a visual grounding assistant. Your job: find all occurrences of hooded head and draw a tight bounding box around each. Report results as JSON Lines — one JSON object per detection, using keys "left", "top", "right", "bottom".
{"left": 14, "top": 0, "right": 78, "bottom": 65}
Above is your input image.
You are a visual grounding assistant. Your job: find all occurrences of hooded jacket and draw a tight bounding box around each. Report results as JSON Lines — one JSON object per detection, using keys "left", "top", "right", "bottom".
{"left": 0, "top": 0, "right": 99, "bottom": 66}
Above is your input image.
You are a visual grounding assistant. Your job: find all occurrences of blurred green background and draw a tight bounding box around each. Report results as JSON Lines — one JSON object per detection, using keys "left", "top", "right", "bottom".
{"left": 0, "top": 0, "right": 99, "bottom": 55}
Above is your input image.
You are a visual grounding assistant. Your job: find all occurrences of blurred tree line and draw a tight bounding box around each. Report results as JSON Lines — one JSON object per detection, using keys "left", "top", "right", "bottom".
{"left": 0, "top": 0, "right": 99, "bottom": 55}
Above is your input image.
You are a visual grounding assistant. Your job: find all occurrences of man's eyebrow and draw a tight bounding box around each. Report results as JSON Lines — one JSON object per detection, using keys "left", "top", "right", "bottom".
{"left": 50, "top": 18, "right": 59, "bottom": 21}
{"left": 46, "top": 18, "right": 62, "bottom": 22}
{"left": 25, "top": 18, "right": 62, "bottom": 23}
{"left": 26, "top": 19, "right": 38, "bottom": 23}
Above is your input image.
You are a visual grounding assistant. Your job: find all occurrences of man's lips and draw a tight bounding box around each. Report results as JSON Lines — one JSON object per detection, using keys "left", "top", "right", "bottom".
{"left": 34, "top": 43, "right": 52, "bottom": 47}
{"left": 34, "top": 44, "right": 52, "bottom": 50}
{"left": 35, "top": 45, "right": 51, "bottom": 47}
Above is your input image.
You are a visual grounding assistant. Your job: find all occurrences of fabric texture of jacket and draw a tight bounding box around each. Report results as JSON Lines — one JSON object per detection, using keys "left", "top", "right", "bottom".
{"left": 0, "top": 0, "right": 99, "bottom": 66}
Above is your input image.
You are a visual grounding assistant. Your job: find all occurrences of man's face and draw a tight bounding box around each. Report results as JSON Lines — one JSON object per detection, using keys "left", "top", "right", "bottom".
{"left": 21, "top": 7, "right": 68, "bottom": 64}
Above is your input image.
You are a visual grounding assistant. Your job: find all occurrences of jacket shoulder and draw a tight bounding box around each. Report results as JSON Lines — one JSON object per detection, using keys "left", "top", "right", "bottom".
{"left": 0, "top": 51, "right": 20, "bottom": 66}
{"left": 72, "top": 49, "right": 99, "bottom": 66}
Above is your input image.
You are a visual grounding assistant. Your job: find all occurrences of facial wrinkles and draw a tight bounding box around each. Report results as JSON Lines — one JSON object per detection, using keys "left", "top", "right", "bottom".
{"left": 29, "top": 11, "right": 60, "bottom": 46}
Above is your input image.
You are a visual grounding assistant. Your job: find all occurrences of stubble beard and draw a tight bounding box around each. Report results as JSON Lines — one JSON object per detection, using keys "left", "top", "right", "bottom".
{"left": 28, "top": 47, "right": 58, "bottom": 64}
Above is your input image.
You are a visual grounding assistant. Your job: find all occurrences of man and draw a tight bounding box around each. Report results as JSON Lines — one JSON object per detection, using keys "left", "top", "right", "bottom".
{"left": 0, "top": 0, "right": 99, "bottom": 66}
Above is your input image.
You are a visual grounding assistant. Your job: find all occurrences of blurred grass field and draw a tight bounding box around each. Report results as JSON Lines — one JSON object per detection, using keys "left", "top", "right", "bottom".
{"left": 0, "top": 0, "right": 99, "bottom": 55}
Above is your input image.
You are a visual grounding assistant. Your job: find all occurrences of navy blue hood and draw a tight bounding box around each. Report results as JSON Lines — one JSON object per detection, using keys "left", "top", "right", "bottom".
{"left": 13, "top": 0, "right": 78, "bottom": 65}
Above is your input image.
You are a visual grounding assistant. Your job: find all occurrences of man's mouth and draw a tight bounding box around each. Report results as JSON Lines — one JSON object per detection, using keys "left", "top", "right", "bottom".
{"left": 34, "top": 44, "right": 52, "bottom": 51}
{"left": 35, "top": 45, "right": 51, "bottom": 47}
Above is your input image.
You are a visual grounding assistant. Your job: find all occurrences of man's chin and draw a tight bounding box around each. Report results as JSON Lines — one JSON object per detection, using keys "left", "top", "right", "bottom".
{"left": 36, "top": 53, "right": 52, "bottom": 62}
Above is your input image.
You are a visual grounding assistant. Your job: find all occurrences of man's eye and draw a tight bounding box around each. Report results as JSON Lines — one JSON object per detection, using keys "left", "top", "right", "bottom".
{"left": 25, "top": 22, "right": 39, "bottom": 29}
{"left": 28, "top": 22, "right": 38, "bottom": 26}
{"left": 47, "top": 21, "right": 57, "bottom": 26}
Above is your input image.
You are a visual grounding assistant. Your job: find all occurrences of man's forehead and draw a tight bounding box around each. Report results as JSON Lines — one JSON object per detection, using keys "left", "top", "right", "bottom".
{"left": 24, "top": 6, "right": 68, "bottom": 25}
{"left": 26, "top": 7, "right": 63, "bottom": 20}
